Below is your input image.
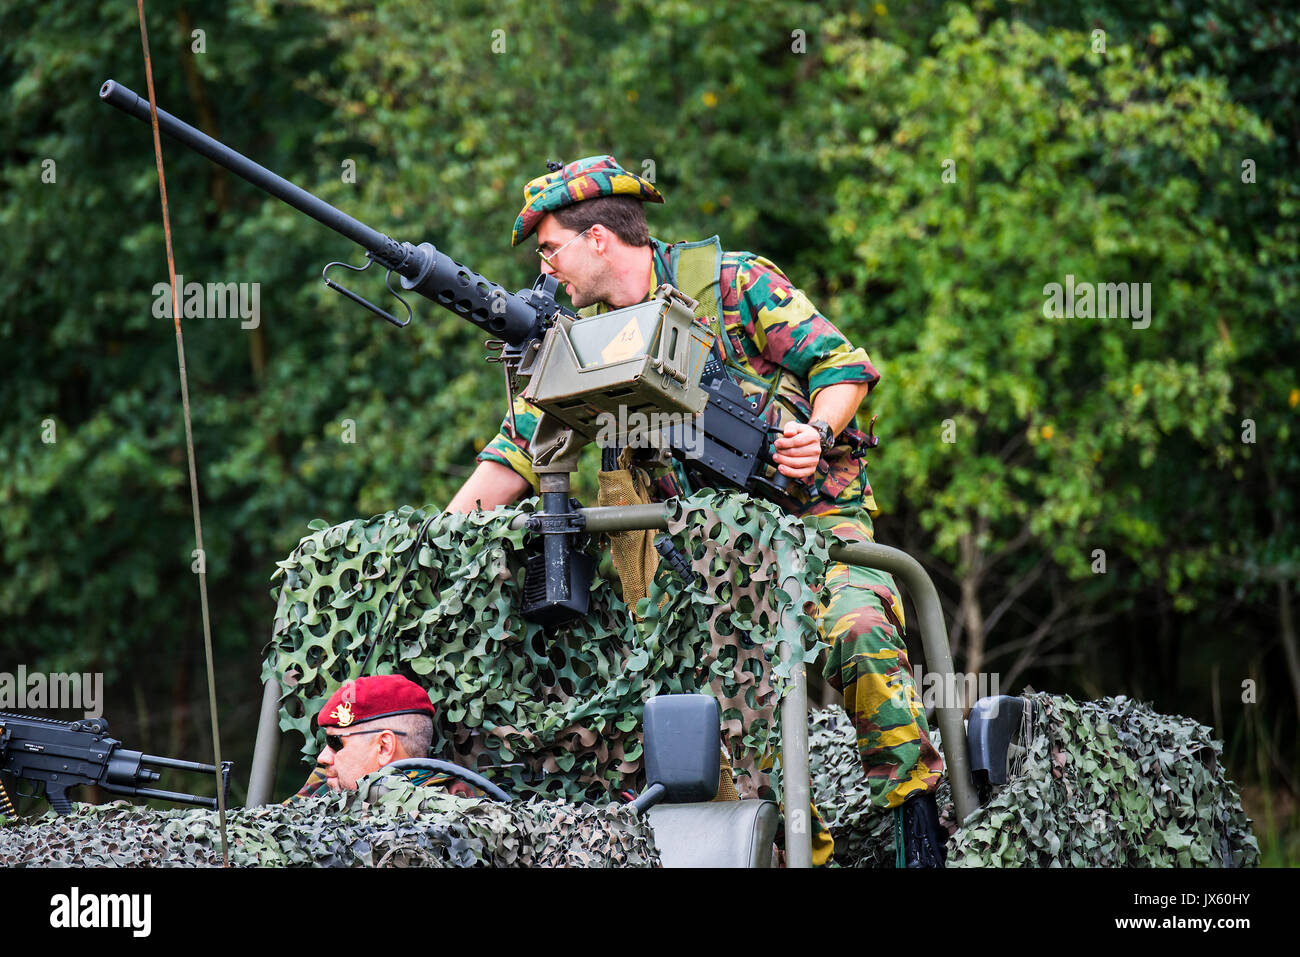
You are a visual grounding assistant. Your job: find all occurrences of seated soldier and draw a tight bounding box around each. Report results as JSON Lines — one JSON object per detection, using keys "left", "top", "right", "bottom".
{"left": 291, "top": 673, "right": 485, "bottom": 800}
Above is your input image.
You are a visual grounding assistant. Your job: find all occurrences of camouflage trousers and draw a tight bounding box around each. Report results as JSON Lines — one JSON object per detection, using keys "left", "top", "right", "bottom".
{"left": 810, "top": 513, "right": 945, "bottom": 810}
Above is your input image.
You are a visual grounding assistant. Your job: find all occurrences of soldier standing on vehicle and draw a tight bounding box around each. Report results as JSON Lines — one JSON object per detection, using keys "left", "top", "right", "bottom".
{"left": 446, "top": 156, "right": 947, "bottom": 866}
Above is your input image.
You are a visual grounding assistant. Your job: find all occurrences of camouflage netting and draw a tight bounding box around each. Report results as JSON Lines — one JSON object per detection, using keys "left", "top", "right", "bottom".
{"left": 0, "top": 769, "right": 659, "bottom": 867}
{"left": 809, "top": 694, "right": 1259, "bottom": 867}
{"left": 265, "top": 492, "right": 827, "bottom": 803}
{"left": 4, "top": 695, "right": 1258, "bottom": 867}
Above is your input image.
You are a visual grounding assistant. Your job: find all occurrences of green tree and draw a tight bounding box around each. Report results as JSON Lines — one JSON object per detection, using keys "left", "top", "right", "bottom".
{"left": 789, "top": 7, "right": 1291, "bottom": 715}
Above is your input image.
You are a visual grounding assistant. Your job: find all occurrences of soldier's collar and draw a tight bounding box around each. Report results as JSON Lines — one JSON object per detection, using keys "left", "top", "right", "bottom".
{"left": 649, "top": 237, "right": 674, "bottom": 287}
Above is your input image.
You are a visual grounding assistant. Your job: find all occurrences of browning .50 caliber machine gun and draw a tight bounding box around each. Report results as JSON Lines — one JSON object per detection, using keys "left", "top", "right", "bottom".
{"left": 100, "top": 79, "right": 792, "bottom": 629}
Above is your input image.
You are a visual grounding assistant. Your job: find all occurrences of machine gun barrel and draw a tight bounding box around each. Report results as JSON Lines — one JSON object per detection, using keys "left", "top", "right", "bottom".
{"left": 101, "top": 79, "right": 402, "bottom": 261}
{"left": 99, "top": 78, "right": 551, "bottom": 345}
{"left": 138, "top": 752, "right": 220, "bottom": 774}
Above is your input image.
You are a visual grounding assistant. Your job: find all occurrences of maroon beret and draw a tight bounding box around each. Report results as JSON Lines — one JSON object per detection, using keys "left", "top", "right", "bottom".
{"left": 315, "top": 674, "right": 435, "bottom": 730}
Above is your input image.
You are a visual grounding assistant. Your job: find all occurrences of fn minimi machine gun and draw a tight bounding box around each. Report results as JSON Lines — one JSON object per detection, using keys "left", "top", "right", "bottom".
{"left": 0, "top": 712, "right": 231, "bottom": 815}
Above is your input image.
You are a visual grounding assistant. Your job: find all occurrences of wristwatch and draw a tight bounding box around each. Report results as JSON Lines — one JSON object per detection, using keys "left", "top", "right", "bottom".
{"left": 809, "top": 419, "right": 836, "bottom": 455}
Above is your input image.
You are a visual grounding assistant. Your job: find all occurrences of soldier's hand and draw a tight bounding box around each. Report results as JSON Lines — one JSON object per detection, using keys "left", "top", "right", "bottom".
{"left": 773, "top": 422, "right": 821, "bottom": 479}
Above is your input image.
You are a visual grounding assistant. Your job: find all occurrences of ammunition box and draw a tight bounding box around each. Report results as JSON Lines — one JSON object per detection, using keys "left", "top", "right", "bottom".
{"left": 518, "top": 292, "right": 715, "bottom": 441}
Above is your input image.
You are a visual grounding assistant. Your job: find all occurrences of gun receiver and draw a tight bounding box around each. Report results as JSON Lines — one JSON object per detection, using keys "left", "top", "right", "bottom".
{"left": 0, "top": 712, "right": 231, "bottom": 815}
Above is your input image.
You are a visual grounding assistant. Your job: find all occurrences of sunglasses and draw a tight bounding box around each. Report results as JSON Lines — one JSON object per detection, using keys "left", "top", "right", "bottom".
{"left": 324, "top": 728, "right": 407, "bottom": 751}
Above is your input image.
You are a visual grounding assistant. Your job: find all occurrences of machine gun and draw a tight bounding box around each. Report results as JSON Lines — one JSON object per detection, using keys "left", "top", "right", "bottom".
{"left": 0, "top": 712, "right": 231, "bottom": 815}
{"left": 100, "top": 79, "right": 791, "bottom": 628}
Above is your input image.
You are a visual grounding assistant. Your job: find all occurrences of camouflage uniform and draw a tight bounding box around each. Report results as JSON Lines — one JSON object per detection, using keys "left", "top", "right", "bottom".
{"left": 479, "top": 237, "right": 944, "bottom": 814}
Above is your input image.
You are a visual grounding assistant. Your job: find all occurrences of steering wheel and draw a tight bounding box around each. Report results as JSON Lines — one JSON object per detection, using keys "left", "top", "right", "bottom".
{"left": 380, "top": 758, "right": 512, "bottom": 803}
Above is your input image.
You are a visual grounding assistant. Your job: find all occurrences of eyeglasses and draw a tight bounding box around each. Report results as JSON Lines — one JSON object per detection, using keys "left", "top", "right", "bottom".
{"left": 535, "top": 227, "right": 591, "bottom": 268}
{"left": 324, "top": 728, "right": 407, "bottom": 752}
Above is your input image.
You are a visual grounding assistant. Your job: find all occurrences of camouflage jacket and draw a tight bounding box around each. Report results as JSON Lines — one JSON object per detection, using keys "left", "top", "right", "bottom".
{"left": 479, "top": 236, "right": 882, "bottom": 519}
{"left": 291, "top": 765, "right": 489, "bottom": 801}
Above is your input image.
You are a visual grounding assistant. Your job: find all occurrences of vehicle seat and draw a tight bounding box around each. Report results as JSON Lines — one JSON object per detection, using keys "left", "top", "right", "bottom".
{"left": 646, "top": 799, "right": 779, "bottom": 868}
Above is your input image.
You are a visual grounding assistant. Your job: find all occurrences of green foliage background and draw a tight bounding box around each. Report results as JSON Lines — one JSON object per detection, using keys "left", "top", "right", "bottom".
{"left": 1, "top": 0, "right": 1295, "bottom": 860}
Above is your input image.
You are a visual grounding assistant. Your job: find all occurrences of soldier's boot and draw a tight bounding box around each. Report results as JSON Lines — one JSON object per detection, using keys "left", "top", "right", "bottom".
{"left": 896, "top": 791, "right": 946, "bottom": 868}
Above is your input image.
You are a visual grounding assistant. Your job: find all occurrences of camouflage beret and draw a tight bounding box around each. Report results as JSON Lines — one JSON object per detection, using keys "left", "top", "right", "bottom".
{"left": 511, "top": 155, "right": 664, "bottom": 247}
